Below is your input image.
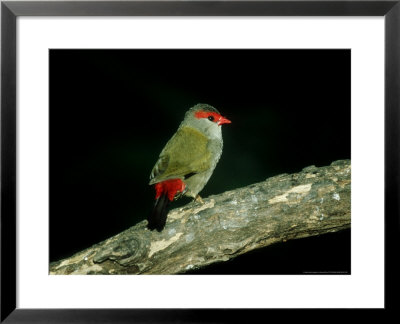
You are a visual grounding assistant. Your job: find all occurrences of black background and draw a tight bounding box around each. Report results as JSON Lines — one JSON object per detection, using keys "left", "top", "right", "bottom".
{"left": 50, "top": 49, "right": 350, "bottom": 273}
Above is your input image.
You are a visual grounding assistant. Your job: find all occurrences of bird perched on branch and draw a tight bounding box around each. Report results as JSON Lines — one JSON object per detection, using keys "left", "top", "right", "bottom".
{"left": 148, "top": 103, "right": 231, "bottom": 231}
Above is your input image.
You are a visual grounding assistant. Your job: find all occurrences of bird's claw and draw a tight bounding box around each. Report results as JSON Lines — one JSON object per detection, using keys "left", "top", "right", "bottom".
{"left": 194, "top": 194, "right": 205, "bottom": 204}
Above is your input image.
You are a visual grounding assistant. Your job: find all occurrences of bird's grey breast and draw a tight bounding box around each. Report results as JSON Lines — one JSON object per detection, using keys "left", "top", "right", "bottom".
{"left": 207, "top": 136, "right": 223, "bottom": 169}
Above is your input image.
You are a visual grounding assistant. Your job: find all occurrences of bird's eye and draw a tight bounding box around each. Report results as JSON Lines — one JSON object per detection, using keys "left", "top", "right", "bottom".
{"left": 208, "top": 116, "right": 215, "bottom": 122}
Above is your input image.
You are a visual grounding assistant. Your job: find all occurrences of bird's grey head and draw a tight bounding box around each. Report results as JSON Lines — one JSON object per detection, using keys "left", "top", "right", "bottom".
{"left": 181, "top": 103, "right": 230, "bottom": 139}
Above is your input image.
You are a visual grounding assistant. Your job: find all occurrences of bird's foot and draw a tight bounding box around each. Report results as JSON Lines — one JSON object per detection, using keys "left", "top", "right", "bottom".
{"left": 194, "top": 194, "right": 205, "bottom": 204}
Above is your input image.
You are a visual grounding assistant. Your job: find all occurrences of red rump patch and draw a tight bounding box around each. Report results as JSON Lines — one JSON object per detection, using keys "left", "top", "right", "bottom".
{"left": 155, "top": 179, "right": 186, "bottom": 201}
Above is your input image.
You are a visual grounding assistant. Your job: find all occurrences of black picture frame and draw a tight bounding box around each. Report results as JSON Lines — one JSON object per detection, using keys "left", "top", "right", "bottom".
{"left": 1, "top": 0, "right": 399, "bottom": 322}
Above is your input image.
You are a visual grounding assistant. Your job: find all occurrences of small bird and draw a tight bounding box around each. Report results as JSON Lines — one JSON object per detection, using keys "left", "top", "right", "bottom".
{"left": 148, "top": 103, "right": 231, "bottom": 231}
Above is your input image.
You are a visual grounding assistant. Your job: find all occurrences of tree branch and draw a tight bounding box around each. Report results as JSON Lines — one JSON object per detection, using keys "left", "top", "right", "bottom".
{"left": 50, "top": 159, "right": 351, "bottom": 275}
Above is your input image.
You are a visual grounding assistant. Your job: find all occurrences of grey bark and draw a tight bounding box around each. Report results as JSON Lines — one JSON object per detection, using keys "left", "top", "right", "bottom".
{"left": 50, "top": 159, "right": 351, "bottom": 275}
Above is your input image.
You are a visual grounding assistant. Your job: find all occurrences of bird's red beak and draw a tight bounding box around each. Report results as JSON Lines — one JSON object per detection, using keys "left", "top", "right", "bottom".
{"left": 218, "top": 116, "right": 231, "bottom": 126}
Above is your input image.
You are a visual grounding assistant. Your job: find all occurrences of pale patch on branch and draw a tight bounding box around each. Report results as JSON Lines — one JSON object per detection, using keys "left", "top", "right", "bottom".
{"left": 148, "top": 232, "right": 184, "bottom": 257}
{"left": 268, "top": 183, "right": 312, "bottom": 204}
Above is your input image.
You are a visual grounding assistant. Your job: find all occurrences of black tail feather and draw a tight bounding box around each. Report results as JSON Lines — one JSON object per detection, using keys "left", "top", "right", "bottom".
{"left": 148, "top": 194, "right": 169, "bottom": 232}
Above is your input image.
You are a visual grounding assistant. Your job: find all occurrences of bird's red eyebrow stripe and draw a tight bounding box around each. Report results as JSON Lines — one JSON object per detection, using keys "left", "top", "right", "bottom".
{"left": 194, "top": 111, "right": 222, "bottom": 120}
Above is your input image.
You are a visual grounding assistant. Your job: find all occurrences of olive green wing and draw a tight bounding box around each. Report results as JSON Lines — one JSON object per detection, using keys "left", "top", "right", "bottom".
{"left": 149, "top": 126, "right": 211, "bottom": 185}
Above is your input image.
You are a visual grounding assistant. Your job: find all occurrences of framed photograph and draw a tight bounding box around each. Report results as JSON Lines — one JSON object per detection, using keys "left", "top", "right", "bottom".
{"left": 48, "top": 48, "right": 351, "bottom": 275}
{"left": 1, "top": 0, "right": 398, "bottom": 322}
